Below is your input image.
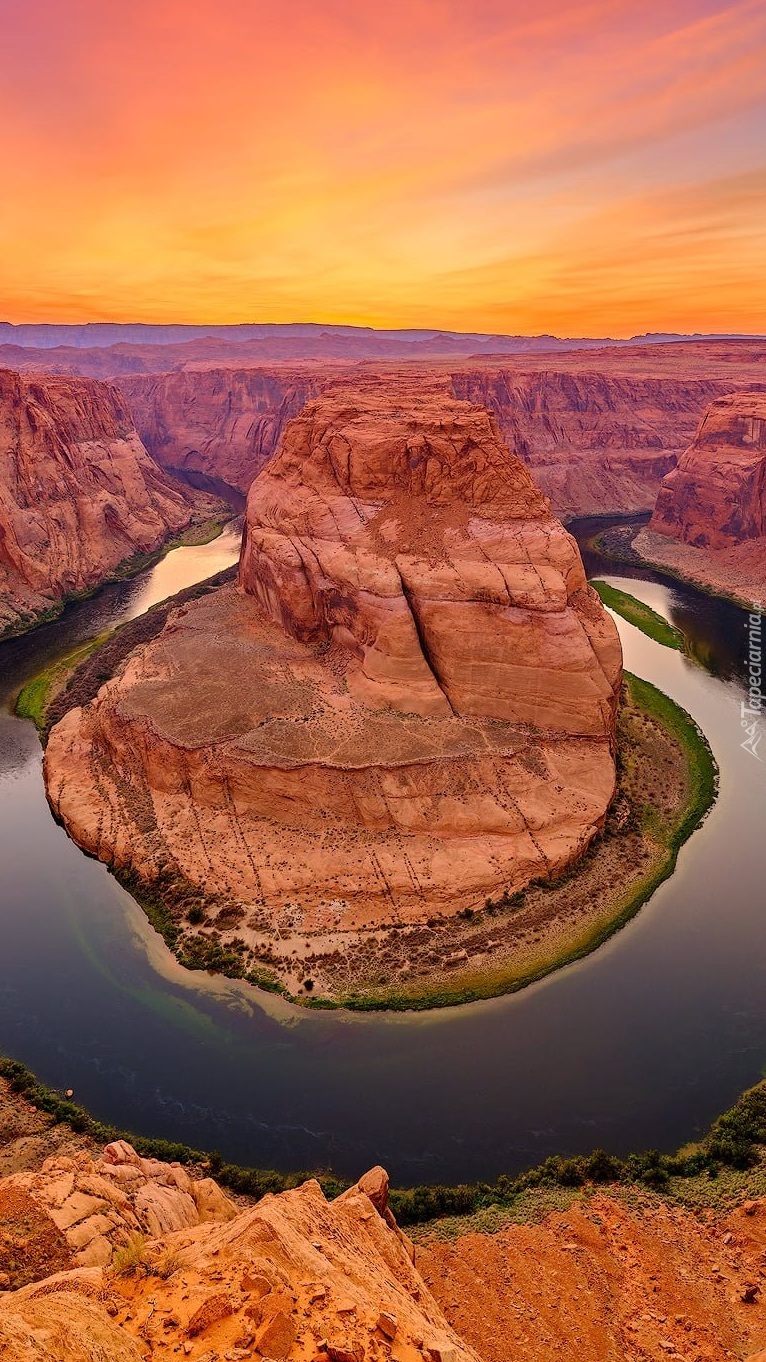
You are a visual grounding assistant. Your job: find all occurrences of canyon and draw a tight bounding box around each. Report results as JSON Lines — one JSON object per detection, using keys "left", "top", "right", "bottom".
{"left": 5, "top": 337, "right": 764, "bottom": 524}
{"left": 0, "top": 370, "right": 216, "bottom": 639}
{"left": 115, "top": 348, "right": 761, "bottom": 520}
{"left": 115, "top": 362, "right": 722, "bottom": 521}
{"left": 2, "top": 332, "right": 765, "bottom": 1360}
{"left": 42, "top": 379, "right": 622, "bottom": 996}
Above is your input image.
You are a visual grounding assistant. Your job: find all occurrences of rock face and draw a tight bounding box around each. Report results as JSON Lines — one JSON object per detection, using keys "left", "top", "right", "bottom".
{"left": 451, "top": 368, "right": 726, "bottom": 519}
{"left": 651, "top": 391, "right": 766, "bottom": 548}
{"left": 0, "top": 1138, "right": 237, "bottom": 1283}
{"left": 0, "top": 370, "right": 210, "bottom": 637}
{"left": 119, "top": 367, "right": 325, "bottom": 494}
{"left": 44, "top": 381, "right": 621, "bottom": 943}
{"left": 119, "top": 363, "right": 730, "bottom": 517}
{"left": 0, "top": 1143, "right": 476, "bottom": 1362}
{"left": 634, "top": 391, "right": 766, "bottom": 606}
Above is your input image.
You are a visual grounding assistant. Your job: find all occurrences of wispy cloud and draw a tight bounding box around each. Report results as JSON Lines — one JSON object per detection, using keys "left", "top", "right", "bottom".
{"left": 0, "top": 0, "right": 763, "bottom": 329}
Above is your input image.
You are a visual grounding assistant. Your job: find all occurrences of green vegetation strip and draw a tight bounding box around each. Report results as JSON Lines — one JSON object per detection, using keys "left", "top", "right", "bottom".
{"left": 310, "top": 673, "right": 717, "bottom": 1011}
{"left": 1, "top": 1053, "right": 765, "bottom": 1228}
{"left": 15, "top": 633, "right": 111, "bottom": 730}
{"left": 591, "top": 579, "right": 685, "bottom": 650}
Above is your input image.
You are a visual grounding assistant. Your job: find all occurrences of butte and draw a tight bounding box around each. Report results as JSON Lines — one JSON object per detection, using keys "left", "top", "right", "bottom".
{"left": 45, "top": 379, "right": 622, "bottom": 943}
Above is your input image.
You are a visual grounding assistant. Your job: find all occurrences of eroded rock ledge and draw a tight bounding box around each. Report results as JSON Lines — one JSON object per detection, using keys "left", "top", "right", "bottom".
{"left": 44, "top": 380, "right": 621, "bottom": 963}
{"left": 0, "top": 1138, "right": 475, "bottom": 1362}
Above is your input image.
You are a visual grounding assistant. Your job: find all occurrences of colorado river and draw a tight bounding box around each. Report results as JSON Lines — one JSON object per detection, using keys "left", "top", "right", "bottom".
{"left": 0, "top": 518, "right": 764, "bottom": 1184}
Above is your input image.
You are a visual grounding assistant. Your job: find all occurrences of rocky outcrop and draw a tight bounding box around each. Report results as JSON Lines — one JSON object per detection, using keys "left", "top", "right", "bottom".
{"left": 635, "top": 391, "right": 766, "bottom": 606}
{"left": 44, "top": 381, "right": 621, "bottom": 961}
{"left": 4, "top": 1079, "right": 766, "bottom": 1362}
{"left": 651, "top": 391, "right": 766, "bottom": 547}
{"left": 0, "top": 1139, "right": 237, "bottom": 1282}
{"left": 0, "top": 370, "right": 212, "bottom": 637}
{"left": 0, "top": 1144, "right": 476, "bottom": 1362}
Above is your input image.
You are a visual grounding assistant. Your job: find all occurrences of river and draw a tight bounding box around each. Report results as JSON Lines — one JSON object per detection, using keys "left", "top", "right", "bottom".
{"left": 0, "top": 518, "right": 763, "bottom": 1185}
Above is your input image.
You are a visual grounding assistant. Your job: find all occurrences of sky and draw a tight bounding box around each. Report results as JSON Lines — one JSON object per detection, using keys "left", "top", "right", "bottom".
{"left": 1, "top": 0, "right": 765, "bottom": 334}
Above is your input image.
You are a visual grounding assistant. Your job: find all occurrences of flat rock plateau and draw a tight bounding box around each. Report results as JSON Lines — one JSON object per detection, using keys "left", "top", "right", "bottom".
{"left": 44, "top": 378, "right": 622, "bottom": 990}
{"left": 0, "top": 369, "right": 214, "bottom": 638}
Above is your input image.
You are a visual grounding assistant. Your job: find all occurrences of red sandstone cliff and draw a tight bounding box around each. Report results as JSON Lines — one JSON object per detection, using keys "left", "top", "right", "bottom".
{"left": 0, "top": 370, "right": 211, "bottom": 638}
{"left": 118, "top": 367, "right": 326, "bottom": 494}
{"left": 632, "top": 391, "right": 766, "bottom": 605}
{"left": 450, "top": 368, "right": 728, "bottom": 519}
{"left": 651, "top": 391, "right": 766, "bottom": 548}
{"left": 117, "top": 362, "right": 735, "bottom": 518}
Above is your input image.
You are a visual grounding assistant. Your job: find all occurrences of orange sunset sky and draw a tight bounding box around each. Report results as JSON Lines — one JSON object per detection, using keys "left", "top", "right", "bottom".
{"left": 2, "top": 0, "right": 765, "bottom": 335}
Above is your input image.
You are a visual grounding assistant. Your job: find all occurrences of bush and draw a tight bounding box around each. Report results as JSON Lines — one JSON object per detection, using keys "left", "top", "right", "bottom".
{"left": 112, "top": 1233, "right": 151, "bottom": 1278}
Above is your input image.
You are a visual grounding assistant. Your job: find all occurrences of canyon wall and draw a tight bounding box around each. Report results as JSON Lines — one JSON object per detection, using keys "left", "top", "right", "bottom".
{"left": 0, "top": 370, "right": 209, "bottom": 638}
{"left": 118, "top": 367, "right": 326, "bottom": 493}
{"left": 651, "top": 391, "right": 766, "bottom": 547}
{"left": 117, "top": 362, "right": 735, "bottom": 517}
{"left": 450, "top": 368, "right": 729, "bottom": 519}
{"left": 44, "top": 381, "right": 621, "bottom": 965}
{"left": 633, "top": 391, "right": 766, "bottom": 606}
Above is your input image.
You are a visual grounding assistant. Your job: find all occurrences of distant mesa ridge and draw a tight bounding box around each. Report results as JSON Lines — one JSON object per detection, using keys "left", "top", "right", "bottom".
{"left": 1, "top": 320, "right": 764, "bottom": 351}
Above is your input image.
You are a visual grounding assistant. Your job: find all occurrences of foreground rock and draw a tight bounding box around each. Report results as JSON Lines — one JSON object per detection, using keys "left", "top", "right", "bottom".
{"left": 0, "top": 369, "right": 214, "bottom": 638}
{"left": 44, "top": 381, "right": 621, "bottom": 979}
{"left": 420, "top": 1191, "right": 766, "bottom": 1362}
{"left": 639, "top": 391, "right": 766, "bottom": 605}
{"left": 2, "top": 1072, "right": 766, "bottom": 1362}
{"left": 0, "top": 1137, "right": 237, "bottom": 1284}
{"left": 0, "top": 1143, "right": 477, "bottom": 1362}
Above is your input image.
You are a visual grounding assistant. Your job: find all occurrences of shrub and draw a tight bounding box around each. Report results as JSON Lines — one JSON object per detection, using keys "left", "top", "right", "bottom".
{"left": 112, "top": 1233, "right": 151, "bottom": 1278}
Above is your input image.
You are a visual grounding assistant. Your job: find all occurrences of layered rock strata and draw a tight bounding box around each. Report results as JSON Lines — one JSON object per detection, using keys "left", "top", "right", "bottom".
{"left": 651, "top": 391, "right": 766, "bottom": 547}
{"left": 450, "top": 368, "right": 727, "bottom": 519}
{"left": 0, "top": 370, "right": 211, "bottom": 637}
{"left": 118, "top": 363, "right": 732, "bottom": 516}
{"left": 119, "top": 366, "right": 325, "bottom": 494}
{"left": 638, "top": 391, "right": 766, "bottom": 604}
{"left": 45, "top": 382, "right": 621, "bottom": 941}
